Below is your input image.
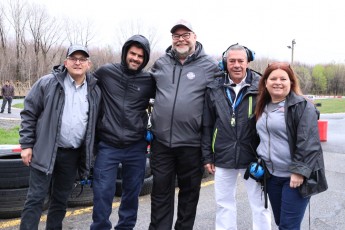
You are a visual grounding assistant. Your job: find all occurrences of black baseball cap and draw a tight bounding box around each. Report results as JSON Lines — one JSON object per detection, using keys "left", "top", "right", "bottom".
{"left": 66, "top": 44, "right": 89, "bottom": 57}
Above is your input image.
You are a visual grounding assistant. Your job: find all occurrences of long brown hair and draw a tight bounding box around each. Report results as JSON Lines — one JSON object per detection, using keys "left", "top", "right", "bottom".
{"left": 255, "top": 62, "right": 302, "bottom": 120}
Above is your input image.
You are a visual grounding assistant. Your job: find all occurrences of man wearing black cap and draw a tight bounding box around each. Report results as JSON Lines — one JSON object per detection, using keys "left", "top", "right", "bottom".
{"left": 19, "top": 44, "right": 101, "bottom": 230}
{"left": 149, "top": 19, "right": 219, "bottom": 230}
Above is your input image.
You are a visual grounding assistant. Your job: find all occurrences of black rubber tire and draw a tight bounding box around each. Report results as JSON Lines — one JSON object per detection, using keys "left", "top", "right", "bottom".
{"left": 138, "top": 175, "right": 153, "bottom": 196}
{"left": 0, "top": 187, "right": 49, "bottom": 219}
{"left": 117, "top": 158, "right": 151, "bottom": 179}
{"left": 0, "top": 155, "right": 29, "bottom": 189}
{"left": 115, "top": 175, "right": 153, "bottom": 197}
{"left": 67, "top": 184, "right": 94, "bottom": 207}
{"left": 202, "top": 169, "right": 210, "bottom": 178}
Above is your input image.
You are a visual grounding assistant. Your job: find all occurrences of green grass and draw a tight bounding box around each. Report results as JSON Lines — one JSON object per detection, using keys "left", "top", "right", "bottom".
{"left": 314, "top": 99, "right": 345, "bottom": 113}
{"left": 13, "top": 103, "right": 24, "bottom": 109}
{"left": 0, "top": 126, "right": 20, "bottom": 144}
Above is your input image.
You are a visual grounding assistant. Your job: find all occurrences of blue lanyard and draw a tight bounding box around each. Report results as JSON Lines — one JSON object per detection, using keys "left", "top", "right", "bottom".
{"left": 226, "top": 88, "right": 243, "bottom": 111}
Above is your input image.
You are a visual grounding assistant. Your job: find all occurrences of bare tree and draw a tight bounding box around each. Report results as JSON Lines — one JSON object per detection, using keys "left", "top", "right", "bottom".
{"left": 64, "top": 18, "right": 96, "bottom": 47}
{"left": 0, "top": 2, "right": 8, "bottom": 83}
{"left": 0, "top": 2, "right": 8, "bottom": 53}
{"left": 40, "top": 17, "right": 65, "bottom": 72}
{"left": 27, "top": 3, "right": 48, "bottom": 80}
{"left": 114, "top": 18, "right": 160, "bottom": 53}
{"left": 6, "top": 0, "right": 28, "bottom": 81}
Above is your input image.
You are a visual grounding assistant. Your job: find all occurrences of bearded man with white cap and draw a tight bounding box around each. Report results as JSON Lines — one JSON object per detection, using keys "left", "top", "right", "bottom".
{"left": 148, "top": 19, "right": 219, "bottom": 230}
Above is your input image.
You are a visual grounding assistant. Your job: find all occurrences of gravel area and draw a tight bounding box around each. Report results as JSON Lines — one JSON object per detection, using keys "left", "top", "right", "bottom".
{"left": 0, "top": 119, "right": 21, "bottom": 130}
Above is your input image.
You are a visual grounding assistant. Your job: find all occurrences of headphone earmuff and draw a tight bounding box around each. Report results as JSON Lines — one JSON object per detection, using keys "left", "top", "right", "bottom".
{"left": 222, "top": 43, "right": 255, "bottom": 73}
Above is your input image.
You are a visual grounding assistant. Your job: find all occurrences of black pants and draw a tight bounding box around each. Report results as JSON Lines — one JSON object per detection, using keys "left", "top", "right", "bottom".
{"left": 149, "top": 141, "right": 203, "bottom": 230}
{"left": 20, "top": 148, "right": 80, "bottom": 230}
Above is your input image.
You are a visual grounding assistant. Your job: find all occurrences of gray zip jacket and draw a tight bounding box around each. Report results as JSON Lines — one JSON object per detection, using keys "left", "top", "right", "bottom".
{"left": 19, "top": 65, "right": 101, "bottom": 179}
{"left": 257, "top": 92, "right": 326, "bottom": 178}
{"left": 151, "top": 42, "right": 219, "bottom": 148}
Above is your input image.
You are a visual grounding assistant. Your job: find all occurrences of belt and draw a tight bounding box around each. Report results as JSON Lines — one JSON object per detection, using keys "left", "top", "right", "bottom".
{"left": 58, "top": 147, "right": 81, "bottom": 151}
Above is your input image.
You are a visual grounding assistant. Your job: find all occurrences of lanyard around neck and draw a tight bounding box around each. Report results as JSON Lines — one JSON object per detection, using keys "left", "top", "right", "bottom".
{"left": 226, "top": 87, "right": 243, "bottom": 111}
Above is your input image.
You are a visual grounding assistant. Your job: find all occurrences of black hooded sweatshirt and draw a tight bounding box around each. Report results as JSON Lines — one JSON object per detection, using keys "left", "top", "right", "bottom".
{"left": 94, "top": 34, "right": 155, "bottom": 148}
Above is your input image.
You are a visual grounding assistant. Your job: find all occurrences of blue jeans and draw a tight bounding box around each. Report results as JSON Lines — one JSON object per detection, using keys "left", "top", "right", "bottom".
{"left": 20, "top": 148, "right": 80, "bottom": 230}
{"left": 267, "top": 175, "right": 310, "bottom": 230}
{"left": 91, "top": 140, "right": 147, "bottom": 230}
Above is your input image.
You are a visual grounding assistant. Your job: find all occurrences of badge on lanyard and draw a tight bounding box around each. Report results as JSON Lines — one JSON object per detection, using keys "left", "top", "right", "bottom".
{"left": 230, "top": 113, "right": 236, "bottom": 127}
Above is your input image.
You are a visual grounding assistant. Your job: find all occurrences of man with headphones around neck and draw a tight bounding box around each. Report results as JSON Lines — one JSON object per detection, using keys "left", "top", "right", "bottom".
{"left": 202, "top": 44, "right": 272, "bottom": 229}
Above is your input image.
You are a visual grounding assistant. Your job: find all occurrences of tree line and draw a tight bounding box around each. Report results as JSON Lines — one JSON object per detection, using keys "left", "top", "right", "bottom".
{"left": 1, "top": 0, "right": 344, "bottom": 96}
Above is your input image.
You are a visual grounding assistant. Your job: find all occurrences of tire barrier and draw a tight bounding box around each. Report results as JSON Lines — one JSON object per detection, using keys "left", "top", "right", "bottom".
{"left": 0, "top": 187, "right": 49, "bottom": 219}
{"left": 0, "top": 146, "right": 153, "bottom": 219}
{"left": 0, "top": 150, "right": 50, "bottom": 219}
{"left": 68, "top": 184, "right": 94, "bottom": 207}
{"left": 0, "top": 155, "right": 29, "bottom": 189}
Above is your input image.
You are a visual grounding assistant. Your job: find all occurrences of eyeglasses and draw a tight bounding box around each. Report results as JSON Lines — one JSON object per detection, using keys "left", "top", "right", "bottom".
{"left": 172, "top": 32, "right": 192, "bottom": 41}
{"left": 67, "top": 56, "right": 89, "bottom": 64}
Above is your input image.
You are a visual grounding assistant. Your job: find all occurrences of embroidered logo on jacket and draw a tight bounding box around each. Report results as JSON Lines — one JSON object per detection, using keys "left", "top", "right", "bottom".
{"left": 186, "top": 72, "right": 196, "bottom": 80}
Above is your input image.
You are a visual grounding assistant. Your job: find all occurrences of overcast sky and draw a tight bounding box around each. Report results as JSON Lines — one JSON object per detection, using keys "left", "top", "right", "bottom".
{"left": 31, "top": 0, "right": 344, "bottom": 65}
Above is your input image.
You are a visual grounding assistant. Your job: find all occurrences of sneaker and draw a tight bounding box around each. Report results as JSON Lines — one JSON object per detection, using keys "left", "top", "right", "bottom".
{"left": 0, "top": 111, "right": 3, "bottom": 113}
{"left": 8, "top": 112, "right": 11, "bottom": 114}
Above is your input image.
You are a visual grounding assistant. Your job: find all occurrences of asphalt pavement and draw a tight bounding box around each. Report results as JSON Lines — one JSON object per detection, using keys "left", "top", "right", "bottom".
{"left": 0, "top": 99, "right": 22, "bottom": 121}
{"left": 1, "top": 103, "right": 345, "bottom": 229}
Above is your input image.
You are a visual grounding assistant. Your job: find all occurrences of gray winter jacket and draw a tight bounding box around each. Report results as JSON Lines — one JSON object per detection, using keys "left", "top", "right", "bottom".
{"left": 151, "top": 42, "right": 219, "bottom": 148}
{"left": 19, "top": 65, "right": 101, "bottom": 179}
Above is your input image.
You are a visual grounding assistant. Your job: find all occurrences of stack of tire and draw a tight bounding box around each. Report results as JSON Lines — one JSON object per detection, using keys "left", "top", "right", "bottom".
{"left": 67, "top": 156, "right": 153, "bottom": 207}
{"left": 68, "top": 175, "right": 94, "bottom": 208}
{"left": 0, "top": 145, "right": 153, "bottom": 218}
{"left": 0, "top": 146, "right": 49, "bottom": 219}
{"left": 0, "top": 145, "right": 50, "bottom": 219}
{"left": 0, "top": 151, "right": 30, "bottom": 219}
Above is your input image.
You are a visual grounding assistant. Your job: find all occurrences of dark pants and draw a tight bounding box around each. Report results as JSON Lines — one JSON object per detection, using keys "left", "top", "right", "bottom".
{"left": 91, "top": 140, "right": 147, "bottom": 230}
{"left": 20, "top": 148, "right": 80, "bottom": 230}
{"left": 267, "top": 175, "right": 310, "bottom": 230}
{"left": 1, "top": 96, "right": 12, "bottom": 113}
{"left": 149, "top": 141, "right": 203, "bottom": 230}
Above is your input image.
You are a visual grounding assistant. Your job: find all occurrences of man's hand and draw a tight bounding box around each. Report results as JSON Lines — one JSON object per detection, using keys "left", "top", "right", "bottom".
{"left": 21, "top": 148, "right": 33, "bottom": 166}
{"left": 204, "top": 163, "right": 216, "bottom": 175}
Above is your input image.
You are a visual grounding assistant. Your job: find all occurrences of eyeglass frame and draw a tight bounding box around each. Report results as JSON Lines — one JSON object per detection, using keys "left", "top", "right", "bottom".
{"left": 67, "top": 56, "right": 89, "bottom": 64}
{"left": 172, "top": 32, "right": 192, "bottom": 41}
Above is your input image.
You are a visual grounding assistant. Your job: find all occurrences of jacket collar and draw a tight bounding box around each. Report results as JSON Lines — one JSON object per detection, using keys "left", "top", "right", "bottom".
{"left": 286, "top": 91, "right": 305, "bottom": 107}
{"left": 52, "top": 64, "right": 97, "bottom": 88}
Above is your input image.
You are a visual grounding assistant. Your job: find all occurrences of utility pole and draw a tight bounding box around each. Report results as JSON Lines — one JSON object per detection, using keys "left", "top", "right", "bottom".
{"left": 287, "top": 39, "right": 296, "bottom": 64}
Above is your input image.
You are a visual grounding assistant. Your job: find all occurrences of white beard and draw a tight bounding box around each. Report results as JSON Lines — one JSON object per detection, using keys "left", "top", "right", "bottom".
{"left": 175, "top": 46, "right": 190, "bottom": 58}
